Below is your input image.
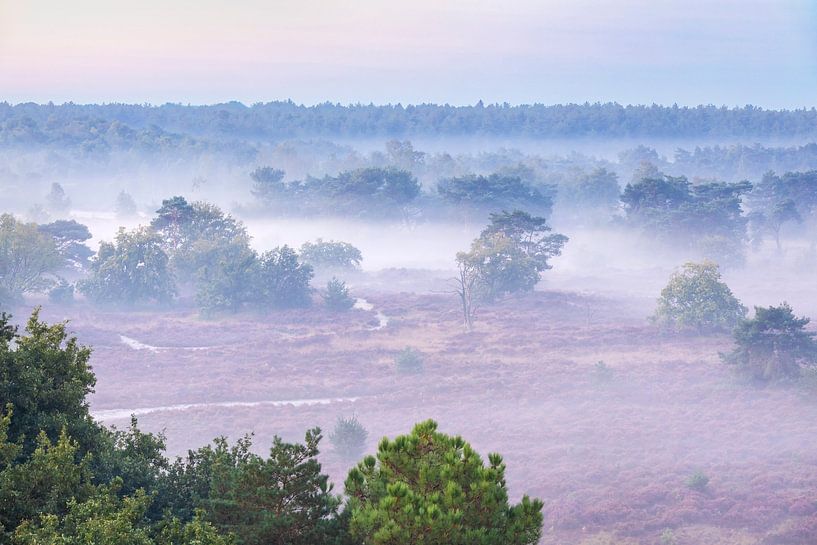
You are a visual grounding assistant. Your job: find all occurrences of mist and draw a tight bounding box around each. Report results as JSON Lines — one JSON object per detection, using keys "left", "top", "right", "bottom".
{"left": 2, "top": 101, "right": 817, "bottom": 545}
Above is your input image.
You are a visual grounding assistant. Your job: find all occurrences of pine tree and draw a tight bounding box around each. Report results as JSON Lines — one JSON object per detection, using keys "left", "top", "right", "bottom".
{"left": 345, "top": 420, "right": 543, "bottom": 545}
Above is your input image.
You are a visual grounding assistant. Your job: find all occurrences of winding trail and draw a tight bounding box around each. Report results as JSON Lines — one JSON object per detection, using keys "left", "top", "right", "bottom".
{"left": 354, "top": 298, "right": 389, "bottom": 330}
{"left": 119, "top": 335, "right": 213, "bottom": 352}
{"left": 92, "top": 396, "right": 362, "bottom": 421}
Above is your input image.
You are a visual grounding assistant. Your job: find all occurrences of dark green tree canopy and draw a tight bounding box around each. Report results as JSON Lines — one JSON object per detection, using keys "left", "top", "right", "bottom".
{"left": 251, "top": 167, "right": 419, "bottom": 217}
{"left": 722, "top": 303, "right": 817, "bottom": 381}
{"left": 345, "top": 419, "right": 543, "bottom": 545}
{"left": 250, "top": 167, "right": 286, "bottom": 202}
{"left": 437, "top": 173, "right": 554, "bottom": 217}
{"left": 0, "top": 309, "right": 99, "bottom": 457}
{"left": 38, "top": 219, "right": 94, "bottom": 272}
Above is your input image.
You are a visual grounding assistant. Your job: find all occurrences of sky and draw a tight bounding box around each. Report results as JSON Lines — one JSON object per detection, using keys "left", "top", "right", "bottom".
{"left": 0, "top": 0, "right": 815, "bottom": 108}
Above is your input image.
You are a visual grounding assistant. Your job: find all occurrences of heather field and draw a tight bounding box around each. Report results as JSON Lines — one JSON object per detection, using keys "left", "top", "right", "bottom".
{"left": 33, "top": 289, "right": 817, "bottom": 545}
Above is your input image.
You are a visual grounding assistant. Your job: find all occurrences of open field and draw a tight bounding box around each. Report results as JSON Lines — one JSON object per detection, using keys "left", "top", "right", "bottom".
{"left": 29, "top": 288, "right": 817, "bottom": 545}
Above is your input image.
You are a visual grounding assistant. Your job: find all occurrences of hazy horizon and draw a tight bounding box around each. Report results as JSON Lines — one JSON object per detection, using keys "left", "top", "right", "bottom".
{"left": 1, "top": 0, "right": 816, "bottom": 108}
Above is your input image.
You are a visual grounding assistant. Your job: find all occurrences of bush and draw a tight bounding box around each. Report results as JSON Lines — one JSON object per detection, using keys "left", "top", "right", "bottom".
{"left": 660, "top": 528, "right": 679, "bottom": 545}
{"left": 323, "top": 278, "right": 354, "bottom": 311}
{"left": 686, "top": 470, "right": 710, "bottom": 492}
{"left": 329, "top": 416, "right": 368, "bottom": 461}
{"left": 592, "top": 361, "right": 614, "bottom": 383}
{"left": 654, "top": 261, "right": 746, "bottom": 333}
{"left": 394, "top": 347, "right": 424, "bottom": 373}
{"left": 722, "top": 303, "right": 817, "bottom": 382}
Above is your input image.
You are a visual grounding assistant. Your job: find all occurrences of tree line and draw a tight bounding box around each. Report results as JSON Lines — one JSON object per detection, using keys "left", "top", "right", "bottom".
{"left": 0, "top": 201, "right": 364, "bottom": 314}
{"left": 3, "top": 102, "right": 817, "bottom": 141}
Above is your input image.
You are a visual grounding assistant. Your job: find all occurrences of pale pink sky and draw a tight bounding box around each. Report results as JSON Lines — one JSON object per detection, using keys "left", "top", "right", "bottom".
{"left": 1, "top": 0, "right": 815, "bottom": 107}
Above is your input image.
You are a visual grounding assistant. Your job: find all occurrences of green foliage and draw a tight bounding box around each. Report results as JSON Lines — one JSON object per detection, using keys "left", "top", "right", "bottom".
{"left": 159, "top": 199, "right": 251, "bottom": 277}
{"left": 0, "top": 310, "right": 237, "bottom": 544}
{"left": 79, "top": 227, "right": 176, "bottom": 306}
{"left": 201, "top": 429, "right": 345, "bottom": 545}
{"left": 0, "top": 214, "right": 61, "bottom": 302}
{"left": 157, "top": 511, "right": 235, "bottom": 545}
{"left": 556, "top": 167, "right": 621, "bottom": 222}
{"left": 0, "top": 430, "right": 95, "bottom": 538}
{"left": 746, "top": 171, "right": 817, "bottom": 251}
{"left": 299, "top": 239, "right": 363, "bottom": 271}
{"left": 345, "top": 419, "right": 543, "bottom": 545}
{"left": 255, "top": 246, "right": 313, "bottom": 309}
{"left": 329, "top": 416, "right": 368, "bottom": 462}
{"left": 685, "top": 470, "right": 710, "bottom": 492}
{"left": 250, "top": 167, "right": 286, "bottom": 203}
{"left": 0, "top": 309, "right": 99, "bottom": 457}
{"left": 252, "top": 167, "right": 419, "bottom": 216}
{"left": 622, "top": 175, "right": 752, "bottom": 258}
{"left": 323, "top": 278, "right": 354, "bottom": 312}
{"left": 394, "top": 347, "right": 424, "bottom": 374}
{"left": 457, "top": 210, "right": 567, "bottom": 301}
{"left": 722, "top": 303, "right": 817, "bottom": 381}
{"left": 654, "top": 261, "right": 747, "bottom": 333}
{"left": 92, "top": 418, "right": 169, "bottom": 519}
{"left": 38, "top": 219, "right": 94, "bottom": 272}
{"left": 193, "top": 241, "right": 258, "bottom": 315}
{"left": 437, "top": 173, "right": 554, "bottom": 217}
{"left": 14, "top": 480, "right": 153, "bottom": 545}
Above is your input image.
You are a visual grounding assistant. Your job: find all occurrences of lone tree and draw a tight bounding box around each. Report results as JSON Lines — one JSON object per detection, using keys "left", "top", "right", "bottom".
{"left": 722, "top": 303, "right": 817, "bottom": 381}
{"left": 456, "top": 210, "right": 567, "bottom": 303}
{"left": 654, "top": 261, "right": 747, "bottom": 333}
{"left": 329, "top": 415, "right": 368, "bottom": 462}
{"left": 250, "top": 167, "right": 286, "bottom": 203}
{"left": 344, "top": 419, "right": 543, "bottom": 545}
{"left": 46, "top": 182, "right": 71, "bottom": 213}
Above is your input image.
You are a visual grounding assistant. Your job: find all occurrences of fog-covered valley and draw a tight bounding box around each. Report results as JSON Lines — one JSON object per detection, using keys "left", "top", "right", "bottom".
{"left": 3, "top": 102, "right": 817, "bottom": 545}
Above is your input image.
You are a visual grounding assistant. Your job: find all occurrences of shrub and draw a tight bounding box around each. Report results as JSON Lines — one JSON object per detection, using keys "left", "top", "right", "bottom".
{"left": 48, "top": 279, "right": 74, "bottom": 305}
{"left": 394, "top": 347, "right": 424, "bottom": 373}
{"left": 329, "top": 416, "right": 368, "bottom": 461}
{"left": 722, "top": 303, "right": 817, "bottom": 382}
{"left": 323, "top": 278, "right": 354, "bottom": 311}
{"left": 686, "top": 470, "right": 710, "bottom": 492}
{"left": 592, "top": 361, "right": 614, "bottom": 382}
{"left": 660, "top": 528, "right": 679, "bottom": 545}
{"left": 654, "top": 261, "right": 746, "bottom": 333}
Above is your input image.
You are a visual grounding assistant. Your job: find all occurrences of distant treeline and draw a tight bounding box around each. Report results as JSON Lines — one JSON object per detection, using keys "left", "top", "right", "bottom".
{"left": 2, "top": 101, "right": 817, "bottom": 141}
